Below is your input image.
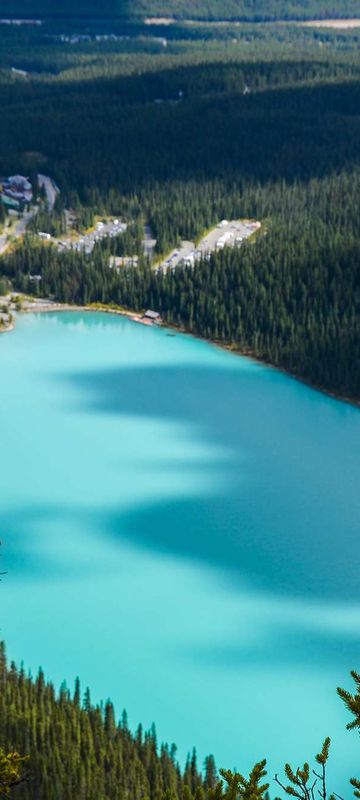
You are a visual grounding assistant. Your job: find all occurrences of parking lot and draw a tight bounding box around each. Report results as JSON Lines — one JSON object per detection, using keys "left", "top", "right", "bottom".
{"left": 157, "top": 219, "right": 260, "bottom": 272}
{"left": 56, "top": 219, "right": 127, "bottom": 254}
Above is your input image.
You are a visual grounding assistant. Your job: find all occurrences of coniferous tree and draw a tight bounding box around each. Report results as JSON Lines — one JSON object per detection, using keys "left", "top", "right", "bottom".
{"left": 338, "top": 672, "right": 360, "bottom": 798}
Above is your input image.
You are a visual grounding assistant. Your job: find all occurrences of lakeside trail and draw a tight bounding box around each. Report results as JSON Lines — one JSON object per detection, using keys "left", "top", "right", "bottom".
{"left": 21, "top": 301, "right": 140, "bottom": 319}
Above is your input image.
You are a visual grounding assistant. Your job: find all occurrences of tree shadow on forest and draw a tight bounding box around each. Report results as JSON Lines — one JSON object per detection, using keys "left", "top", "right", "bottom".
{"left": 6, "top": 70, "right": 360, "bottom": 189}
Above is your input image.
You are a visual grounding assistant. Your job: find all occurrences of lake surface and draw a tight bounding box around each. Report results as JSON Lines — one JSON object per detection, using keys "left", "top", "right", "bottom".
{"left": 0, "top": 311, "right": 359, "bottom": 788}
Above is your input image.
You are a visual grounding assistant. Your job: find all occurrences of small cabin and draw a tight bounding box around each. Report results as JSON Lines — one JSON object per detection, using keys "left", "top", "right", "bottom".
{"left": 143, "top": 309, "right": 162, "bottom": 324}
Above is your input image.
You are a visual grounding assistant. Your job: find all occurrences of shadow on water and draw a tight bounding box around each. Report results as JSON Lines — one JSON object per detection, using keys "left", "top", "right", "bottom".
{"left": 1, "top": 499, "right": 360, "bottom": 669}
{"left": 183, "top": 625, "right": 360, "bottom": 669}
{"left": 58, "top": 361, "right": 360, "bottom": 603}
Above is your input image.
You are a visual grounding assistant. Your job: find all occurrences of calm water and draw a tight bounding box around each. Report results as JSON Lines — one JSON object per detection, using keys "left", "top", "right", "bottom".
{"left": 0, "top": 312, "right": 359, "bottom": 788}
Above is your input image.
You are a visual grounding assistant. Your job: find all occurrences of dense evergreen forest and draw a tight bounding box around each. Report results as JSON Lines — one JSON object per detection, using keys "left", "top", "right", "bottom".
{"left": 1, "top": 22, "right": 360, "bottom": 399}
{"left": 1, "top": 0, "right": 360, "bottom": 21}
{"left": 4, "top": 167, "right": 360, "bottom": 399}
{"left": 1, "top": 641, "right": 359, "bottom": 800}
{"left": 0, "top": 643, "right": 211, "bottom": 800}
{"left": 1, "top": 20, "right": 360, "bottom": 800}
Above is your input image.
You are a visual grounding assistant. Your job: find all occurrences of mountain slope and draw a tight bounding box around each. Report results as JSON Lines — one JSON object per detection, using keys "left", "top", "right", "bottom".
{"left": 0, "top": 0, "right": 359, "bottom": 21}
{"left": 0, "top": 643, "right": 209, "bottom": 800}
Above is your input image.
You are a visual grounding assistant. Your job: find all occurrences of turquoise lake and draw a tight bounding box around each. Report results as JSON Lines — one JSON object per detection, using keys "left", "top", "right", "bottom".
{"left": 0, "top": 311, "right": 359, "bottom": 787}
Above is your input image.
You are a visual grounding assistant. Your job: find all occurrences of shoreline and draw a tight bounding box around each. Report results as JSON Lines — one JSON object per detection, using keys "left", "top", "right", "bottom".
{"left": 16, "top": 299, "right": 360, "bottom": 411}
{"left": 0, "top": 322, "right": 15, "bottom": 334}
{"left": 21, "top": 301, "right": 140, "bottom": 319}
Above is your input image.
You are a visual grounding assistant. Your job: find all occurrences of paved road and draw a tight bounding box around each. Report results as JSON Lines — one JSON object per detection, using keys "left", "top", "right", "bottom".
{"left": 143, "top": 224, "right": 157, "bottom": 259}
{"left": 15, "top": 207, "right": 37, "bottom": 236}
{"left": 158, "top": 240, "right": 195, "bottom": 272}
{"left": 38, "top": 174, "right": 59, "bottom": 212}
{"left": 56, "top": 219, "right": 127, "bottom": 255}
{"left": 0, "top": 234, "right": 7, "bottom": 255}
{"left": 0, "top": 207, "right": 37, "bottom": 255}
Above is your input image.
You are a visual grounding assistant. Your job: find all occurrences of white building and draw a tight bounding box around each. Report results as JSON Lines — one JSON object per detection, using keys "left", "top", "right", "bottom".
{"left": 3, "top": 175, "right": 33, "bottom": 203}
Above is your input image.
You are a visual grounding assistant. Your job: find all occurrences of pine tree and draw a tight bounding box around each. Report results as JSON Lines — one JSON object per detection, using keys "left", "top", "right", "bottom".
{"left": 204, "top": 756, "right": 217, "bottom": 791}
{"left": 337, "top": 672, "right": 360, "bottom": 798}
{"left": 219, "top": 762, "right": 269, "bottom": 800}
{"left": 274, "top": 740, "right": 334, "bottom": 800}
{"left": 0, "top": 749, "right": 28, "bottom": 797}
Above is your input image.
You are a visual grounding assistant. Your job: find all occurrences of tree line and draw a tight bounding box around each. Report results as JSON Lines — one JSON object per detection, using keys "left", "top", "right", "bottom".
{"left": 0, "top": 642, "right": 359, "bottom": 800}
{"left": 3, "top": 166, "right": 360, "bottom": 399}
{"left": 1, "top": 28, "right": 360, "bottom": 398}
{"left": 1, "top": 0, "right": 360, "bottom": 22}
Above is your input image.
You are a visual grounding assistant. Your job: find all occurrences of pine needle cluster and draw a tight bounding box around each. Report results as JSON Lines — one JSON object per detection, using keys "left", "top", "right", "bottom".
{"left": 338, "top": 671, "right": 360, "bottom": 799}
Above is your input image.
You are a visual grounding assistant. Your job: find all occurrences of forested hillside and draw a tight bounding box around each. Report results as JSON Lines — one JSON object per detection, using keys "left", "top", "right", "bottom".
{"left": 0, "top": 22, "right": 360, "bottom": 400}
{"left": 0, "top": 0, "right": 360, "bottom": 21}
{"left": 4, "top": 166, "right": 360, "bottom": 399}
{"left": 1, "top": 21, "right": 360, "bottom": 800}
{"left": 0, "top": 642, "right": 359, "bottom": 800}
{"left": 0, "top": 643, "right": 212, "bottom": 800}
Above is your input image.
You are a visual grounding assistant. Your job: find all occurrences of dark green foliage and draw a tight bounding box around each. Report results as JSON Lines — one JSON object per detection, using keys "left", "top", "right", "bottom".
{"left": 204, "top": 756, "right": 217, "bottom": 791}
{"left": 0, "top": 203, "right": 7, "bottom": 228}
{"left": 0, "top": 642, "right": 206, "bottom": 800}
{"left": 3, "top": 165, "right": 360, "bottom": 399}
{"left": 1, "top": 25, "right": 360, "bottom": 399}
{"left": 337, "top": 671, "right": 360, "bottom": 730}
{"left": 337, "top": 672, "right": 360, "bottom": 799}
{"left": 351, "top": 781, "right": 360, "bottom": 800}
{"left": 28, "top": 209, "right": 66, "bottom": 238}
{"left": 220, "top": 762, "right": 269, "bottom": 800}
{"left": 0, "top": 0, "right": 360, "bottom": 22}
{"left": 0, "top": 641, "right": 359, "bottom": 800}
{"left": 0, "top": 749, "right": 28, "bottom": 798}
{"left": 274, "top": 739, "right": 336, "bottom": 800}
